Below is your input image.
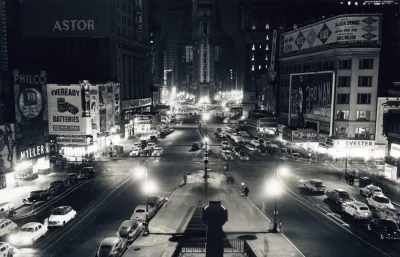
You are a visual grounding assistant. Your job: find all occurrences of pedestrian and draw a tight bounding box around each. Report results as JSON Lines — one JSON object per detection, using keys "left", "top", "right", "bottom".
{"left": 243, "top": 186, "right": 250, "bottom": 197}
{"left": 350, "top": 173, "right": 354, "bottom": 185}
{"left": 279, "top": 221, "right": 283, "bottom": 232}
{"left": 345, "top": 172, "right": 349, "bottom": 182}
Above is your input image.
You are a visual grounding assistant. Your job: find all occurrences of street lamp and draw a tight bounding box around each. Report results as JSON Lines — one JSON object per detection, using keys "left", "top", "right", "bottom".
{"left": 267, "top": 178, "right": 282, "bottom": 233}
{"left": 203, "top": 137, "right": 209, "bottom": 179}
{"left": 202, "top": 113, "right": 210, "bottom": 134}
{"left": 136, "top": 160, "right": 150, "bottom": 234}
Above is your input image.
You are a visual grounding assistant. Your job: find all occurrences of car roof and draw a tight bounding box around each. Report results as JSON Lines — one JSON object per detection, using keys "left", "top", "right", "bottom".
{"left": 53, "top": 206, "right": 70, "bottom": 211}
{"left": 335, "top": 189, "right": 347, "bottom": 193}
{"left": 135, "top": 205, "right": 146, "bottom": 210}
{"left": 154, "top": 147, "right": 162, "bottom": 150}
{"left": 22, "top": 222, "right": 42, "bottom": 228}
{"left": 310, "top": 179, "right": 322, "bottom": 183}
{"left": 353, "top": 201, "right": 368, "bottom": 207}
{"left": 121, "top": 220, "right": 138, "bottom": 227}
{"left": 101, "top": 237, "right": 120, "bottom": 246}
{"left": 31, "top": 190, "right": 45, "bottom": 193}
{"left": 66, "top": 173, "right": 77, "bottom": 176}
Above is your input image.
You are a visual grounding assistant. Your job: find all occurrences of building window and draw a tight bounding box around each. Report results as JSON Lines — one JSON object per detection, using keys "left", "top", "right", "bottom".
{"left": 266, "top": 35, "right": 269, "bottom": 40}
{"left": 251, "top": 55, "right": 254, "bottom": 61}
{"left": 259, "top": 65, "right": 261, "bottom": 70}
{"left": 337, "top": 93, "right": 350, "bottom": 104}
{"left": 252, "top": 44, "right": 255, "bottom": 51}
{"left": 338, "top": 76, "right": 351, "bottom": 87}
{"left": 336, "top": 127, "right": 348, "bottom": 137}
{"left": 355, "top": 127, "right": 370, "bottom": 139}
{"left": 356, "top": 110, "right": 371, "bottom": 121}
{"left": 358, "top": 76, "right": 372, "bottom": 87}
{"left": 336, "top": 110, "right": 349, "bottom": 120}
{"left": 359, "top": 59, "right": 373, "bottom": 69}
{"left": 252, "top": 25, "right": 256, "bottom": 30}
{"left": 339, "top": 59, "right": 352, "bottom": 69}
{"left": 265, "top": 24, "right": 269, "bottom": 30}
{"left": 357, "top": 93, "right": 371, "bottom": 104}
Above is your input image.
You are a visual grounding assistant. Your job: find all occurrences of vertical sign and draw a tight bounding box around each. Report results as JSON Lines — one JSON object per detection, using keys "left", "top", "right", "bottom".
{"left": 135, "top": 0, "right": 142, "bottom": 33}
{"left": 89, "top": 85, "right": 100, "bottom": 133}
{"left": 106, "top": 85, "right": 115, "bottom": 131}
{"left": 270, "top": 30, "right": 277, "bottom": 71}
{"left": 114, "top": 83, "right": 120, "bottom": 124}
{"left": 0, "top": 124, "right": 16, "bottom": 171}
{"left": 99, "top": 85, "right": 107, "bottom": 132}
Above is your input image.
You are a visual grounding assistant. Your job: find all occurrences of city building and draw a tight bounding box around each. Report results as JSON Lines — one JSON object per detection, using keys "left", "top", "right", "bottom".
{"left": 279, "top": 13, "right": 382, "bottom": 160}
{"left": 16, "top": 0, "right": 152, "bottom": 143}
{"left": 238, "top": 0, "right": 285, "bottom": 117}
{"left": 192, "top": 0, "right": 218, "bottom": 103}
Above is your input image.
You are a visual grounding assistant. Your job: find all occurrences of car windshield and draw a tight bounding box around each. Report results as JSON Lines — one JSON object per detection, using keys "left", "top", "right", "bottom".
{"left": 133, "top": 148, "right": 141, "bottom": 151}
{"left": 99, "top": 245, "right": 112, "bottom": 255}
{"left": 359, "top": 207, "right": 369, "bottom": 211}
{"left": 135, "top": 209, "right": 145, "bottom": 213}
{"left": 339, "top": 192, "right": 350, "bottom": 197}
{"left": 52, "top": 209, "right": 65, "bottom": 215}
{"left": 374, "top": 189, "right": 382, "bottom": 193}
{"left": 29, "top": 191, "right": 42, "bottom": 196}
{"left": 314, "top": 182, "right": 323, "bottom": 187}
{"left": 375, "top": 196, "right": 390, "bottom": 203}
{"left": 20, "top": 228, "right": 34, "bottom": 232}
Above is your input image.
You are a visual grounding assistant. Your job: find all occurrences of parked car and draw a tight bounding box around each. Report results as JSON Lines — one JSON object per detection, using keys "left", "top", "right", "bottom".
{"left": 147, "top": 142, "right": 156, "bottom": 149}
{"left": 360, "top": 185, "right": 383, "bottom": 197}
{"left": 221, "top": 149, "right": 234, "bottom": 160}
{"left": 77, "top": 167, "right": 96, "bottom": 180}
{"left": 23, "top": 190, "right": 50, "bottom": 205}
{"left": 47, "top": 180, "right": 66, "bottom": 195}
{"left": 130, "top": 205, "right": 156, "bottom": 222}
{"left": 48, "top": 206, "right": 77, "bottom": 227}
{"left": 366, "top": 194, "right": 395, "bottom": 210}
{"left": 49, "top": 154, "right": 67, "bottom": 164}
{"left": 117, "top": 220, "right": 143, "bottom": 241}
{"left": 326, "top": 189, "right": 354, "bottom": 205}
{"left": 148, "top": 135, "right": 158, "bottom": 143}
{"left": 368, "top": 219, "right": 400, "bottom": 240}
{"left": 152, "top": 147, "right": 164, "bottom": 156}
{"left": 0, "top": 242, "right": 14, "bottom": 257}
{"left": 342, "top": 201, "right": 372, "bottom": 219}
{"left": 304, "top": 179, "right": 327, "bottom": 194}
{"left": 147, "top": 195, "right": 168, "bottom": 211}
{"left": 132, "top": 142, "right": 141, "bottom": 148}
{"left": 94, "top": 237, "right": 128, "bottom": 257}
{"left": 0, "top": 219, "right": 17, "bottom": 236}
{"left": 130, "top": 148, "right": 143, "bottom": 157}
{"left": 191, "top": 142, "right": 201, "bottom": 151}
{"left": 10, "top": 222, "right": 48, "bottom": 246}
{"left": 237, "top": 152, "right": 249, "bottom": 161}
{"left": 158, "top": 132, "right": 166, "bottom": 138}
{"left": 220, "top": 141, "right": 230, "bottom": 149}
{"left": 64, "top": 173, "right": 79, "bottom": 187}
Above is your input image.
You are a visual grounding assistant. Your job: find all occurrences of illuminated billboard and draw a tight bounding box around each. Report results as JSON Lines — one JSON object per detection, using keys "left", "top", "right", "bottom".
{"left": 289, "top": 72, "right": 335, "bottom": 135}
{"left": 281, "top": 14, "right": 381, "bottom": 55}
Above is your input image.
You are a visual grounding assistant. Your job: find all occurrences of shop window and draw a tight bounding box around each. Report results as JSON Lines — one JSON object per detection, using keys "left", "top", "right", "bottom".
{"left": 339, "top": 59, "right": 352, "bottom": 69}
{"left": 357, "top": 93, "right": 371, "bottom": 104}
{"left": 337, "top": 93, "right": 350, "bottom": 104}
{"left": 356, "top": 110, "right": 371, "bottom": 121}
{"left": 338, "top": 76, "right": 350, "bottom": 87}
{"left": 359, "top": 59, "right": 373, "bottom": 69}
{"left": 355, "top": 127, "right": 370, "bottom": 139}
{"left": 336, "top": 110, "right": 349, "bottom": 120}
{"left": 358, "top": 76, "right": 372, "bottom": 87}
{"left": 335, "top": 127, "right": 348, "bottom": 138}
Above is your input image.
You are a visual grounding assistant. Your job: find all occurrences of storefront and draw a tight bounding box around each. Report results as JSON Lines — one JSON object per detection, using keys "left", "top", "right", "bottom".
{"left": 15, "top": 143, "right": 50, "bottom": 180}
{"left": 121, "top": 98, "right": 152, "bottom": 138}
{"left": 56, "top": 136, "right": 94, "bottom": 161}
{"left": 282, "top": 128, "right": 319, "bottom": 151}
{"left": 328, "top": 139, "right": 375, "bottom": 160}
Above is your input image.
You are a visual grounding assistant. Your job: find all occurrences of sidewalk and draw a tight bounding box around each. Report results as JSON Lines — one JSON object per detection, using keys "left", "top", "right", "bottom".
{"left": 0, "top": 171, "right": 69, "bottom": 210}
{"left": 124, "top": 172, "right": 303, "bottom": 257}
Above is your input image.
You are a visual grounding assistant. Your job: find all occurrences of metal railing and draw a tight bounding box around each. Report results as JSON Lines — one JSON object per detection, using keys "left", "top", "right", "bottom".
{"left": 179, "top": 238, "right": 245, "bottom": 253}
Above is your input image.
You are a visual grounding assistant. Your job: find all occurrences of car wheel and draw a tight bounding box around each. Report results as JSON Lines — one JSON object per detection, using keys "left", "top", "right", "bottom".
{"left": 367, "top": 224, "right": 371, "bottom": 231}
{"left": 380, "top": 234, "right": 385, "bottom": 240}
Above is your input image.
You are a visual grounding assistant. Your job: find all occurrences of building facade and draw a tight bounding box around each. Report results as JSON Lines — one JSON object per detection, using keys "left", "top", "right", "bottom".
{"left": 238, "top": 0, "right": 285, "bottom": 117}
{"left": 279, "top": 14, "right": 382, "bottom": 160}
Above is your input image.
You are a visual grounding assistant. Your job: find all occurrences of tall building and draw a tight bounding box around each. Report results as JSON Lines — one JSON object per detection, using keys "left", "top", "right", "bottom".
{"left": 238, "top": 0, "right": 285, "bottom": 117}
{"left": 164, "top": 0, "right": 191, "bottom": 87}
{"left": 279, "top": 13, "right": 382, "bottom": 160}
{"left": 17, "top": 0, "right": 152, "bottom": 137}
{"left": 192, "top": 0, "right": 217, "bottom": 103}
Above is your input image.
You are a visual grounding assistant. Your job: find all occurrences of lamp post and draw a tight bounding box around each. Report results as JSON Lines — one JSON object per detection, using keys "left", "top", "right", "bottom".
{"left": 204, "top": 137, "right": 209, "bottom": 179}
{"left": 272, "top": 158, "right": 284, "bottom": 233}
{"left": 140, "top": 160, "right": 149, "bottom": 223}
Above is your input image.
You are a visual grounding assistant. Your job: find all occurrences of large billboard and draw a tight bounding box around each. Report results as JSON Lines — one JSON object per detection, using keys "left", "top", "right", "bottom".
{"left": 20, "top": 0, "right": 111, "bottom": 38}
{"left": 48, "top": 84, "right": 87, "bottom": 135}
{"left": 13, "top": 70, "right": 48, "bottom": 140}
{"left": 289, "top": 72, "right": 335, "bottom": 135}
{"left": 281, "top": 14, "right": 381, "bottom": 55}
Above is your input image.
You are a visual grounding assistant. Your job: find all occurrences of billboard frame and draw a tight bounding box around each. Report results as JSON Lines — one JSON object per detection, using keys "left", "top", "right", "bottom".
{"left": 289, "top": 71, "right": 335, "bottom": 136}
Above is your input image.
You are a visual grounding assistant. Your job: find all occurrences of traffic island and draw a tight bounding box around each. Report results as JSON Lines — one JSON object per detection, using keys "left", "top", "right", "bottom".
{"left": 124, "top": 171, "right": 304, "bottom": 257}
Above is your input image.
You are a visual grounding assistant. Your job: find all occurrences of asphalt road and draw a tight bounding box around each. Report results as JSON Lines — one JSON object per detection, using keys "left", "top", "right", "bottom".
{"left": 13, "top": 126, "right": 202, "bottom": 257}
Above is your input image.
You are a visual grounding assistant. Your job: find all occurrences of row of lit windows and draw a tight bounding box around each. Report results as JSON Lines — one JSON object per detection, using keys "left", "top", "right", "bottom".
{"left": 252, "top": 24, "right": 270, "bottom": 30}
{"left": 336, "top": 93, "right": 372, "bottom": 104}
{"left": 281, "top": 59, "right": 374, "bottom": 74}
{"left": 252, "top": 44, "right": 269, "bottom": 51}
{"left": 252, "top": 65, "right": 268, "bottom": 71}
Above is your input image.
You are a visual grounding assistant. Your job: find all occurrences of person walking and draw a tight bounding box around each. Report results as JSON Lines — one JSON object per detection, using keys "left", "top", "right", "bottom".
{"left": 243, "top": 186, "right": 250, "bottom": 197}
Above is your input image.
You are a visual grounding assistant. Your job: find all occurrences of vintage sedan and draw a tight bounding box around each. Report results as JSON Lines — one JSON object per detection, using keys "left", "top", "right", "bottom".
{"left": 326, "top": 189, "right": 354, "bottom": 205}
{"left": 360, "top": 185, "right": 383, "bottom": 197}
{"left": 304, "top": 179, "right": 327, "bottom": 194}
{"left": 23, "top": 190, "right": 50, "bottom": 205}
{"left": 368, "top": 219, "right": 400, "bottom": 240}
{"left": 117, "top": 220, "right": 143, "bottom": 241}
{"left": 94, "top": 237, "right": 128, "bottom": 257}
{"left": 130, "top": 148, "right": 143, "bottom": 157}
{"left": 366, "top": 194, "right": 395, "bottom": 210}
{"left": 130, "top": 205, "right": 156, "bottom": 222}
{"left": 152, "top": 147, "right": 164, "bottom": 156}
{"left": 342, "top": 201, "right": 372, "bottom": 220}
{"left": 10, "top": 222, "right": 48, "bottom": 246}
{"left": 48, "top": 206, "right": 77, "bottom": 227}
